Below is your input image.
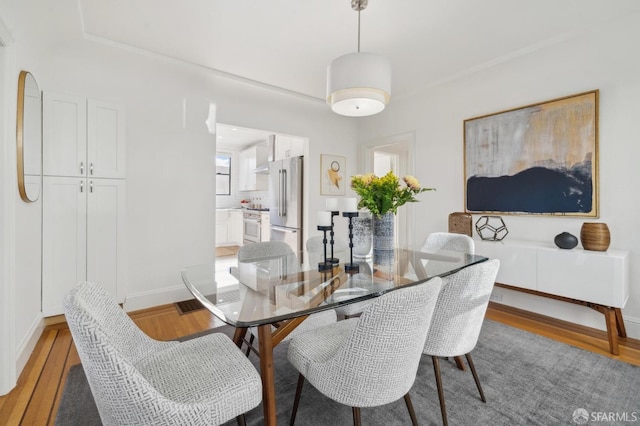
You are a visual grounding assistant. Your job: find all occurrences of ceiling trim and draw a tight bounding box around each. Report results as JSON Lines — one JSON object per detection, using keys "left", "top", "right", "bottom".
{"left": 81, "top": 32, "right": 326, "bottom": 105}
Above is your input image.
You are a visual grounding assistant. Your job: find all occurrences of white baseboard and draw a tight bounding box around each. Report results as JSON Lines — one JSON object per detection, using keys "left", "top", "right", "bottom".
{"left": 623, "top": 315, "right": 640, "bottom": 340}
{"left": 123, "top": 285, "right": 194, "bottom": 312}
{"left": 16, "top": 314, "right": 44, "bottom": 378}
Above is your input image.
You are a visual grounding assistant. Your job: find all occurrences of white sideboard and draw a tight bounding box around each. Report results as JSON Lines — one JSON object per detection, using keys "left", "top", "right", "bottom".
{"left": 475, "top": 238, "right": 629, "bottom": 354}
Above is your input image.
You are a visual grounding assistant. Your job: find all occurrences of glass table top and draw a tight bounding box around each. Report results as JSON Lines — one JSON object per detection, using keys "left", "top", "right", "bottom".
{"left": 181, "top": 248, "right": 487, "bottom": 328}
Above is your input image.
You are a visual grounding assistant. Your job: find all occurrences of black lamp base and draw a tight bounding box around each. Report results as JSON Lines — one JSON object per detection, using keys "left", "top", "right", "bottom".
{"left": 318, "top": 261, "right": 334, "bottom": 271}
{"left": 345, "top": 263, "right": 360, "bottom": 273}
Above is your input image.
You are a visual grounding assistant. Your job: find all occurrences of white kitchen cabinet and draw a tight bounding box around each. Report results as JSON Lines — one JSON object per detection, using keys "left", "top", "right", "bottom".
{"left": 216, "top": 209, "right": 243, "bottom": 246}
{"left": 228, "top": 210, "right": 243, "bottom": 244}
{"left": 42, "top": 176, "right": 126, "bottom": 316}
{"left": 261, "top": 212, "right": 270, "bottom": 242}
{"left": 274, "top": 135, "right": 303, "bottom": 160}
{"left": 215, "top": 209, "right": 229, "bottom": 246}
{"left": 238, "top": 146, "right": 268, "bottom": 191}
{"left": 43, "top": 92, "right": 125, "bottom": 178}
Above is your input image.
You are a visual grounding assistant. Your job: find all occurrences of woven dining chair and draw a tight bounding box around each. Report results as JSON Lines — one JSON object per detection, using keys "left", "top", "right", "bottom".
{"left": 422, "top": 231, "right": 475, "bottom": 254}
{"left": 64, "top": 282, "right": 262, "bottom": 426}
{"left": 421, "top": 259, "right": 500, "bottom": 426}
{"left": 237, "top": 241, "right": 337, "bottom": 356}
{"left": 287, "top": 277, "right": 444, "bottom": 426}
{"left": 237, "top": 240, "right": 295, "bottom": 261}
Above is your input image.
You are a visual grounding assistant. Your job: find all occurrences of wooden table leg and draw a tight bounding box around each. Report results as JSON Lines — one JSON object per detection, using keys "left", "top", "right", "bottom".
{"left": 232, "top": 327, "right": 248, "bottom": 349}
{"left": 258, "top": 324, "right": 277, "bottom": 426}
{"left": 614, "top": 308, "right": 627, "bottom": 338}
{"left": 602, "top": 307, "right": 620, "bottom": 356}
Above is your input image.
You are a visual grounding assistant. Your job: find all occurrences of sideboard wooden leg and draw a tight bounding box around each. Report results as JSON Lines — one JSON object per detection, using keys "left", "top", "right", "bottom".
{"left": 614, "top": 308, "right": 627, "bottom": 338}
{"left": 603, "top": 307, "right": 620, "bottom": 355}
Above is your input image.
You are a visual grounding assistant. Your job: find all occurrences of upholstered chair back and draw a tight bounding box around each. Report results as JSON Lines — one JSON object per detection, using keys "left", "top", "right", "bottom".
{"left": 423, "top": 259, "right": 500, "bottom": 357}
{"left": 422, "top": 232, "right": 475, "bottom": 254}
{"left": 238, "top": 240, "right": 293, "bottom": 262}
{"left": 290, "top": 277, "right": 443, "bottom": 408}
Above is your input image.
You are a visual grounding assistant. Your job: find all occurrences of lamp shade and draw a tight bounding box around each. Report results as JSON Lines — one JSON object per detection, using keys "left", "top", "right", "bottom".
{"left": 326, "top": 52, "right": 391, "bottom": 117}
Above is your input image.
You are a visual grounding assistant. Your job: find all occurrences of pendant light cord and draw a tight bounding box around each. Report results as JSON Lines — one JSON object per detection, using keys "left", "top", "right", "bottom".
{"left": 357, "top": 9, "right": 361, "bottom": 52}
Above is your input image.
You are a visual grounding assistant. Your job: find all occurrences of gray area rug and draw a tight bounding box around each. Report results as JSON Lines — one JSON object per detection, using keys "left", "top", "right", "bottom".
{"left": 56, "top": 320, "right": 640, "bottom": 425}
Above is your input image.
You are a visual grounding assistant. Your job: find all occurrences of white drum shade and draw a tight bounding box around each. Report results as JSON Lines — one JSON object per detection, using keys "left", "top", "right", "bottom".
{"left": 326, "top": 52, "right": 391, "bottom": 117}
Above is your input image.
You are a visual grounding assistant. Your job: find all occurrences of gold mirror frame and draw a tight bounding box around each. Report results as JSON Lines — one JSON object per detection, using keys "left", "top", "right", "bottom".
{"left": 16, "top": 70, "right": 42, "bottom": 202}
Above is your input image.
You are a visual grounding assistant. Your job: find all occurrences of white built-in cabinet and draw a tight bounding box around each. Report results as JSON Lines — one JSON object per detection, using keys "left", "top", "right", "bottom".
{"left": 43, "top": 93, "right": 125, "bottom": 178}
{"left": 215, "top": 210, "right": 230, "bottom": 246}
{"left": 215, "top": 209, "right": 243, "bottom": 246}
{"left": 229, "top": 210, "right": 243, "bottom": 244}
{"left": 274, "top": 135, "right": 303, "bottom": 161}
{"left": 260, "top": 212, "right": 270, "bottom": 242}
{"left": 41, "top": 92, "right": 126, "bottom": 316}
{"left": 238, "top": 145, "right": 268, "bottom": 191}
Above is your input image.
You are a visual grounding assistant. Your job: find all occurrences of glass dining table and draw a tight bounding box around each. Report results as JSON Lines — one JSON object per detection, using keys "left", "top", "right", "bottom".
{"left": 181, "top": 247, "right": 487, "bottom": 426}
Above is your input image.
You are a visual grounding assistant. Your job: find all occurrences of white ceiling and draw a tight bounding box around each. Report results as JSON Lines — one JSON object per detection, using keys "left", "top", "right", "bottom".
{"left": 77, "top": 0, "right": 640, "bottom": 103}
{"left": 75, "top": 1, "right": 640, "bottom": 145}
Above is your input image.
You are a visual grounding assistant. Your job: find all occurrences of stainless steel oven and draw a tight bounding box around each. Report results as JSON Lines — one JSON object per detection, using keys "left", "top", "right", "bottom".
{"left": 243, "top": 211, "right": 262, "bottom": 244}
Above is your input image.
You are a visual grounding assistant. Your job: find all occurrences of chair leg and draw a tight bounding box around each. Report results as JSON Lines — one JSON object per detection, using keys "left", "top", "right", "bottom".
{"left": 432, "top": 356, "right": 448, "bottom": 426}
{"left": 465, "top": 353, "right": 486, "bottom": 403}
{"left": 236, "top": 414, "right": 246, "bottom": 426}
{"left": 290, "top": 373, "right": 305, "bottom": 426}
{"left": 404, "top": 393, "right": 419, "bottom": 426}
{"left": 352, "top": 407, "right": 361, "bottom": 426}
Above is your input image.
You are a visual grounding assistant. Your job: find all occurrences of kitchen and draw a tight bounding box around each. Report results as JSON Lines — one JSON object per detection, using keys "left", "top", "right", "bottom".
{"left": 215, "top": 123, "right": 306, "bottom": 259}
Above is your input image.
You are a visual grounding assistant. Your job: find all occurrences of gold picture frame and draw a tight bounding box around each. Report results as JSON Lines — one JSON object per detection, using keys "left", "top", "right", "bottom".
{"left": 320, "top": 154, "right": 346, "bottom": 195}
{"left": 464, "top": 90, "right": 599, "bottom": 217}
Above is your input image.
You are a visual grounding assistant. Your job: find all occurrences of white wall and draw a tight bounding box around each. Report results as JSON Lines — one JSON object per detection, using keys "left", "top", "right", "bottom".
{"left": 359, "top": 12, "right": 640, "bottom": 337}
{"left": 26, "top": 42, "right": 358, "bottom": 310}
{"left": 0, "top": 0, "right": 358, "bottom": 394}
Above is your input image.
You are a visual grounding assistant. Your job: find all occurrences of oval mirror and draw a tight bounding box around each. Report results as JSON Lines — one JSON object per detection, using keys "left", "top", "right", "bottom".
{"left": 16, "top": 70, "right": 42, "bottom": 202}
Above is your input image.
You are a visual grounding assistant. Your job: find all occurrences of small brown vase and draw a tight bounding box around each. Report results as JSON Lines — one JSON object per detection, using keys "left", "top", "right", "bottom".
{"left": 580, "top": 222, "right": 610, "bottom": 251}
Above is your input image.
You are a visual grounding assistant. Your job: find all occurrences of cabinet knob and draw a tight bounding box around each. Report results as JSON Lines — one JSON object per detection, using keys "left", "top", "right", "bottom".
{"left": 80, "top": 162, "right": 84, "bottom": 174}
{"left": 80, "top": 181, "right": 84, "bottom": 193}
{"left": 90, "top": 181, "right": 94, "bottom": 193}
{"left": 90, "top": 163, "right": 94, "bottom": 175}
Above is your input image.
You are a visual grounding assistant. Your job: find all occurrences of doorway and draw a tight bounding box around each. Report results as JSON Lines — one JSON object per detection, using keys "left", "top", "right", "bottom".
{"left": 362, "top": 133, "right": 416, "bottom": 249}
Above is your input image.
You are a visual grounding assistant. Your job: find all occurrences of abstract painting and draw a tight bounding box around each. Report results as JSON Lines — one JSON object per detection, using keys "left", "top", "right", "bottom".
{"left": 464, "top": 90, "right": 599, "bottom": 216}
{"left": 320, "top": 154, "right": 346, "bottom": 195}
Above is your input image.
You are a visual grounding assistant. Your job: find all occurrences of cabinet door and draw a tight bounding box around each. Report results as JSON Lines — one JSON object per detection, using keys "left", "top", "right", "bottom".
{"left": 43, "top": 92, "right": 87, "bottom": 177}
{"left": 238, "top": 147, "right": 257, "bottom": 190}
{"left": 274, "top": 136, "right": 303, "bottom": 160}
{"left": 228, "top": 210, "right": 243, "bottom": 244}
{"left": 86, "top": 179, "right": 126, "bottom": 303}
{"left": 42, "top": 177, "right": 87, "bottom": 316}
{"left": 274, "top": 136, "right": 290, "bottom": 161}
{"left": 289, "top": 137, "right": 304, "bottom": 157}
{"left": 216, "top": 210, "right": 229, "bottom": 245}
{"left": 261, "top": 212, "right": 270, "bottom": 242}
{"left": 87, "top": 100, "right": 126, "bottom": 178}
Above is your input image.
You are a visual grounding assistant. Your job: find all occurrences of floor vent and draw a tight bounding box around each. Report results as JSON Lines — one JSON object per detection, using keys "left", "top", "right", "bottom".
{"left": 175, "top": 299, "right": 205, "bottom": 315}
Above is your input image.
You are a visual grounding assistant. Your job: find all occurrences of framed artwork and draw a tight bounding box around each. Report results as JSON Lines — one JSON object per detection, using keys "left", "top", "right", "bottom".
{"left": 464, "top": 90, "right": 599, "bottom": 217}
{"left": 320, "top": 154, "right": 346, "bottom": 195}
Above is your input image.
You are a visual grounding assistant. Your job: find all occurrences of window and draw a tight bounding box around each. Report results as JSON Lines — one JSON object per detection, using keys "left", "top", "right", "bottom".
{"left": 216, "top": 153, "right": 231, "bottom": 195}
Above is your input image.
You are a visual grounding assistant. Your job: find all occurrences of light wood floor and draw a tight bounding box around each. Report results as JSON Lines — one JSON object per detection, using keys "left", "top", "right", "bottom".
{"left": 0, "top": 302, "right": 638, "bottom": 425}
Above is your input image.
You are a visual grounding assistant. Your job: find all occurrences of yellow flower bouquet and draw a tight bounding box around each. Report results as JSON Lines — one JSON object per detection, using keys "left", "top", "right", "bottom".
{"left": 350, "top": 171, "right": 434, "bottom": 217}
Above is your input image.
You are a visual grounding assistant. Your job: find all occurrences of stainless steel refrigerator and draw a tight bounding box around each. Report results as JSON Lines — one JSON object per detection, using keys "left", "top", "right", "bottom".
{"left": 269, "top": 156, "right": 303, "bottom": 253}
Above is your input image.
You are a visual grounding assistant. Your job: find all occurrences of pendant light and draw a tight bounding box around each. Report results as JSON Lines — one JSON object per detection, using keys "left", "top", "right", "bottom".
{"left": 327, "top": 0, "right": 391, "bottom": 117}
